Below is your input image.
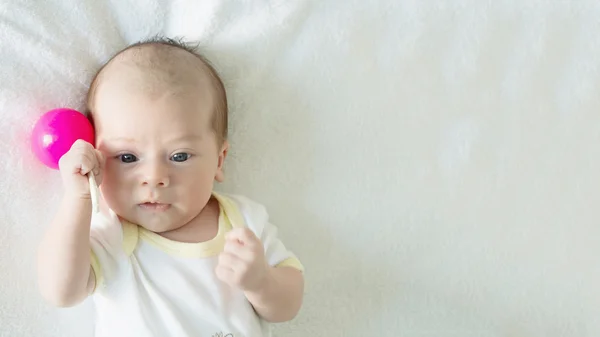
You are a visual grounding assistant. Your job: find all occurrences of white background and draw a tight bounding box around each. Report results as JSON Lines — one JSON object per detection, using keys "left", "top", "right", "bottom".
{"left": 0, "top": 1, "right": 598, "bottom": 336}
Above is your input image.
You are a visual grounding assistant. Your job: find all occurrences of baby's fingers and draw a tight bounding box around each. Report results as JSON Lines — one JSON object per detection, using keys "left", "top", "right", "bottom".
{"left": 93, "top": 150, "right": 105, "bottom": 185}
{"left": 78, "top": 151, "right": 98, "bottom": 176}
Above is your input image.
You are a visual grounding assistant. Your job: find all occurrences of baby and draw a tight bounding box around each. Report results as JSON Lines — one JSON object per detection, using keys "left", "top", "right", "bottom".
{"left": 37, "top": 38, "right": 304, "bottom": 337}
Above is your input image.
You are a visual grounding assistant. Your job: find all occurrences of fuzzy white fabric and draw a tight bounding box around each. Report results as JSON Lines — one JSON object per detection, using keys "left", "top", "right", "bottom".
{"left": 1, "top": 0, "right": 599, "bottom": 336}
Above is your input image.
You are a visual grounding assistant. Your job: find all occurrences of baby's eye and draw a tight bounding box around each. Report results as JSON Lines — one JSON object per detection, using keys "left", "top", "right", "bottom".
{"left": 170, "top": 153, "right": 191, "bottom": 162}
{"left": 119, "top": 154, "right": 138, "bottom": 163}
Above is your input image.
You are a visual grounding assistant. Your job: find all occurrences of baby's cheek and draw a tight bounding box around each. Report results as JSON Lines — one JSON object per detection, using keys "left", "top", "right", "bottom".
{"left": 101, "top": 171, "right": 128, "bottom": 209}
{"left": 99, "top": 183, "right": 117, "bottom": 211}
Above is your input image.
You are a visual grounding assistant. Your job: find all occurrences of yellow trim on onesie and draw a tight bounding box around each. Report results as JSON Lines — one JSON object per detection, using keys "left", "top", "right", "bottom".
{"left": 91, "top": 192, "right": 303, "bottom": 289}
{"left": 212, "top": 193, "right": 246, "bottom": 229}
{"left": 90, "top": 251, "right": 102, "bottom": 292}
{"left": 126, "top": 193, "right": 241, "bottom": 258}
{"left": 275, "top": 257, "right": 305, "bottom": 272}
{"left": 122, "top": 220, "right": 139, "bottom": 256}
{"left": 135, "top": 205, "right": 230, "bottom": 258}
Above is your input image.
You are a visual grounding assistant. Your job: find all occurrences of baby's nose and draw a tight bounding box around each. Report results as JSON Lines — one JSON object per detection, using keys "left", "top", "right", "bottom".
{"left": 141, "top": 163, "right": 170, "bottom": 187}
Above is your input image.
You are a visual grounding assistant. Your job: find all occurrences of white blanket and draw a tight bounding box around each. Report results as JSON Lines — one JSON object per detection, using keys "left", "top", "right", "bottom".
{"left": 1, "top": 0, "right": 599, "bottom": 336}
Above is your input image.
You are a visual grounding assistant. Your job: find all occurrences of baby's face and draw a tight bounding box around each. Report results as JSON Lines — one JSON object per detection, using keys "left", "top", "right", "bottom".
{"left": 92, "top": 65, "right": 227, "bottom": 233}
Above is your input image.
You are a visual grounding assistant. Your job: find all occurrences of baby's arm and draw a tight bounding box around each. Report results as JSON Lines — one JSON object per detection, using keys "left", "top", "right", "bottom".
{"left": 37, "top": 196, "right": 96, "bottom": 306}
{"left": 244, "top": 266, "right": 304, "bottom": 322}
{"left": 37, "top": 140, "right": 103, "bottom": 307}
{"left": 216, "top": 228, "right": 304, "bottom": 322}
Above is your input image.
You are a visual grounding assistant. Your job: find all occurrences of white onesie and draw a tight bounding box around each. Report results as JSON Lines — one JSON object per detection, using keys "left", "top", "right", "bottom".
{"left": 89, "top": 192, "right": 303, "bottom": 337}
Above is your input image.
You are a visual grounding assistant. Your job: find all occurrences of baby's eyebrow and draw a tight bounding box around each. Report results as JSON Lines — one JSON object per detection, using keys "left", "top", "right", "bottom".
{"left": 167, "top": 135, "right": 203, "bottom": 143}
{"left": 102, "top": 135, "right": 203, "bottom": 144}
{"left": 106, "top": 137, "right": 136, "bottom": 143}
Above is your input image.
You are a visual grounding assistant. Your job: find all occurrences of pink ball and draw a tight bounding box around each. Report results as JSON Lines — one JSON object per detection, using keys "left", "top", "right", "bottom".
{"left": 31, "top": 108, "right": 95, "bottom": 170}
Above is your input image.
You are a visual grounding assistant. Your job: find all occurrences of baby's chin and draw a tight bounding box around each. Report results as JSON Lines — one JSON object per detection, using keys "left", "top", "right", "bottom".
{"left": 138, "top": 220, "right": 183, "bottom": 233}
{"left": 118, "top": 208, "right": 192, "bottom": 233}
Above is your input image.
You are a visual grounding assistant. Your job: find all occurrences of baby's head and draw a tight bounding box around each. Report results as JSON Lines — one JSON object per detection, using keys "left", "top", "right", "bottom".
{"left": 86, "top": 38, "right": 228, "bottom": 233}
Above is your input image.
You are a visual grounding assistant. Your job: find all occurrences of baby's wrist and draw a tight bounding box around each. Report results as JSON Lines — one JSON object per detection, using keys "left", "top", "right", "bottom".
{"left": 244, "top": 266, "right": 274, "bottom": 297}
{"left": 62, "top": 191, "right": 93, "bottom": 206}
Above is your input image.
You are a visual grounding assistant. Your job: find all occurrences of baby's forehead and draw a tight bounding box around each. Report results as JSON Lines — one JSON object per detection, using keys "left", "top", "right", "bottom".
{"left": 101, "top": 44, "right": 212, "bottom": 88}
{"left": 87, "top": 41, "right": 228, "bottom": 146}
{"left": 91, "top": 47, "right": 216, "bottom": 127}
{"left": 92, "top": 87, "right": 214, "bottom": 141}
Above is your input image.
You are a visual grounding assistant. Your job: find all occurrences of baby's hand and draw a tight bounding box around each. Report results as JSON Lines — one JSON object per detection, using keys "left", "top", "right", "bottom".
{"left": 58, "top": 140, "right": 105, "bottom": 199}
{"left": 216, "top": 228, "right": 268, "bottom": 292}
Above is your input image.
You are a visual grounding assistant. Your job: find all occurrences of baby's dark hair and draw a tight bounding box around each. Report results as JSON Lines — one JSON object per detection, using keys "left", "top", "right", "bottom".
{"left": 86, "top": 36, "right": 228, "bottom": 145}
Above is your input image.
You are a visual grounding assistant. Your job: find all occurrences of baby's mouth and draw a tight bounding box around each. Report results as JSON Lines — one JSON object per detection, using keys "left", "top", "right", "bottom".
{"left": 139, "top": 202, "right": 171, "bottom": 212}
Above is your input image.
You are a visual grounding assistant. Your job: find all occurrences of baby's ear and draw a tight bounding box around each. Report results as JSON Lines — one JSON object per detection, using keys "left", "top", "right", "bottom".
{"left": 215, "top": 140, "right": 229, "bottom": 182}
